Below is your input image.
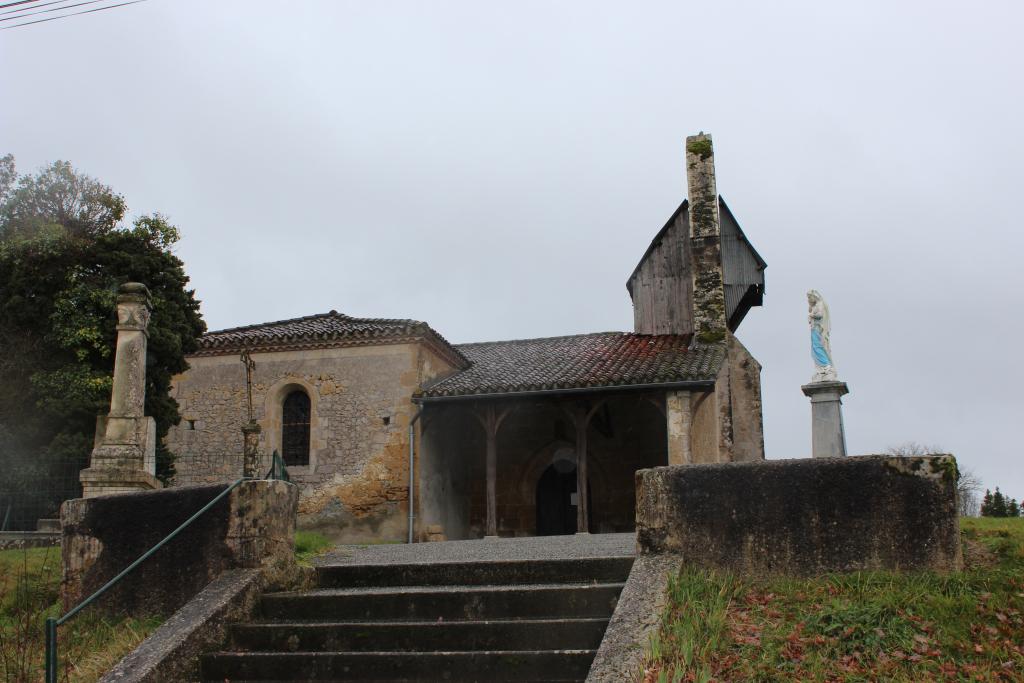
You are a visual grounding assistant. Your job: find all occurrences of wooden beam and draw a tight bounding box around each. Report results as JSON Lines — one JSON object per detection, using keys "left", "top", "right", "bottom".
{"left": 644, "top": 394, "right": 667, "bottom": 418}
{"left": 562, "top": 399, "right": 604, "bottom": 534}
{"left": 472, "top": 403, "right": 512, "bottom": 537}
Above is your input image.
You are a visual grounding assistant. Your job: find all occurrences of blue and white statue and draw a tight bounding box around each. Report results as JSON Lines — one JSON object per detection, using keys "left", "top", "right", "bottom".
{"left": 807, "top": 290, "right": 837, "bottom": 382}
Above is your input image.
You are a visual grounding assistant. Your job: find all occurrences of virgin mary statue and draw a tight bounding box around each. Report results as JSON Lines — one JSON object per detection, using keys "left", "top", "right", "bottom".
{"left": 807, "top": 290, "right": 837, "bottom": 382}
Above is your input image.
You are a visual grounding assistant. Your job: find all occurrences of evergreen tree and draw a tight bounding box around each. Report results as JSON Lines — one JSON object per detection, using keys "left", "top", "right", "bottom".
{"left": 1008, "top": 498, "right": 1021, "bottom": 518}
{"left": 981, "top": 489, "right": 993, "bottom": 517}
{"left": 991, "top": 488, "right": 1008, "bottom": 517}
{"left": 0, "top": 156, "right": 205, "bottom": 522}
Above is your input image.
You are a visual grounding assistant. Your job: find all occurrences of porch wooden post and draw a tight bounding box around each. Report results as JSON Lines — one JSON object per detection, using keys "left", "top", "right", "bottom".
{"left": 564, "top": 400, "right": 605, "bottom": 535}
{"left": 473, "top": 404, "right": 511, "bottom": 538}
{"left": 574, "top": 414, "right": 589, "bottom": 534}
{"left": 485, "top": 408, "right": 498, "bottom": 537}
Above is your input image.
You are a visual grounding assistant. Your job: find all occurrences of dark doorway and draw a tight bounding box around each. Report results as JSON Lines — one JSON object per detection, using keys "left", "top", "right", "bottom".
{"left": 536, "top": 461, "right": 591, "bottom": 535}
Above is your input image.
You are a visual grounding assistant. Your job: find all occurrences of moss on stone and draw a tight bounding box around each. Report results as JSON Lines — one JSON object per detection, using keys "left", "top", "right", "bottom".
{"left": 697, "top": 330, "right": 726, "bottom": 344}
{"left": 884, "top": 455, "right": 958, "bottom": 484}
{"left": 930, "top": 456, "right": 960, "bottom": 484}
{"left": 687, "top": 138, "right": 713, "bottom": 160}
{"left": 689, "top": 199, "right": 715, "bottom": 233}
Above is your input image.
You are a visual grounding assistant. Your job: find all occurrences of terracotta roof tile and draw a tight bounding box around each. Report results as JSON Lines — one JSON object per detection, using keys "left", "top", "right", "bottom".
{"left": 420, "top": 332, "right": 722, "bottom": 398}
{"left": 195, "top": 311, "right": 468, "bottom": 367}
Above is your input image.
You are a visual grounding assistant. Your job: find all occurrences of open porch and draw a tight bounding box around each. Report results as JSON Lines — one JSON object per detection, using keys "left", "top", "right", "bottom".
{"left": 417, "top": 388, "right": 709, "bottom": 540}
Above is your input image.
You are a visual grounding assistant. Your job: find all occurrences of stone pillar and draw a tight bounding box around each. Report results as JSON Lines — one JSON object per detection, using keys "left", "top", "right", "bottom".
{"left": 80, "top": 283, "right": 161, "bottom": 498}
{"left": 801, "top": 381, "right": 850, "bottom": 458}
{"left": 665, "top": 390, "right": 692, "bottom": 465}
{"left": 242, "top": 421, "right": 262, "bottom": 478}
{"left": 685, "top": 133, "right": 728, "bottom": 344}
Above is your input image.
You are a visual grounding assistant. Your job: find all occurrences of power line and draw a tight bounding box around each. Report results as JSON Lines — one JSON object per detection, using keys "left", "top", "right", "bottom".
{"left": 0, "top": 1, "right": 46, "bottom": 9}
{"left": 1, "top": 0, "right": 81, "bottom": 16}
{"left": 2, "top": 0, "right": 119, "bottom": 22}
{"left": 0, "top": 0, "right": 146, "bottom": 30}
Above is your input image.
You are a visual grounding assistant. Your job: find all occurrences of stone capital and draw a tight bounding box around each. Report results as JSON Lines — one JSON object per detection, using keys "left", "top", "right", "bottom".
{"left": 241, "top": 421, "right": 262, "bottom": 435}
{"left": 801, "top": 381, "right": 849, "bottom": 400}
{"left": 115, "top": 282, "right": 152, "bottom": 333}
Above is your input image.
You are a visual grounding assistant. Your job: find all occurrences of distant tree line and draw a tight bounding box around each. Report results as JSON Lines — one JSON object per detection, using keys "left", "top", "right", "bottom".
{"left": 980, "top": 489, "right": 1021, "bottom": 518}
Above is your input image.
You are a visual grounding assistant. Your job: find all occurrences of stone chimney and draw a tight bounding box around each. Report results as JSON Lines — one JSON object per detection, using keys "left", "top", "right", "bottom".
{"left": 685, "top": 133, "right": 728, "bottom": 343}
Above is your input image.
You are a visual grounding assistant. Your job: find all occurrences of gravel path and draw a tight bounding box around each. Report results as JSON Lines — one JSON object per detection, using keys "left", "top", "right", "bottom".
{"left": 316, "top": 533, "right": 636, "bottom": 566}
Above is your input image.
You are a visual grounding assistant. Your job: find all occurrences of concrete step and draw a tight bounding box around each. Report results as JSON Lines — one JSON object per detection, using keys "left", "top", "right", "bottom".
{"left": 230, "top": 617, "right": 610, "bottom": 652}
{"left": 200, "top": 650, "right": 595, "bottom": 682}
{"left": 259, "top": 583, "right": 625, "bottom": 622}
{"left": 314, "top": 556, "right": 634, "bottom": 588}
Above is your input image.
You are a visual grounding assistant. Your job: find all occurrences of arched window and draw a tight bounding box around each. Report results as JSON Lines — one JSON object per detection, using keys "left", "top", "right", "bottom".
{"left": 281, "top": 390, "right": 311, "bottom": 467}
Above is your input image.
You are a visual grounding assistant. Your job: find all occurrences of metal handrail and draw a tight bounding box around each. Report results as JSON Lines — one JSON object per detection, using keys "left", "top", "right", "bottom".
{"left": 45, "top": 456, "right": 289, "bottom": 682}
{"left": 266, "top": 450, "right": 290, "bottom": 483}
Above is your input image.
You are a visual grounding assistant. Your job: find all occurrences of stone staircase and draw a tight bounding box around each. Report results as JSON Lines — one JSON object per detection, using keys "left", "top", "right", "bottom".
{"left": 200, "top": 554, "right": 633, "bottom": 682}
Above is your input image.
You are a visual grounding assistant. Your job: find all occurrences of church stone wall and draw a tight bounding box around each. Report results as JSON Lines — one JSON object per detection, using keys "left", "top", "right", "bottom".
{"left": 418, "top": 408, "right": 477, "bottom": 541}
{"left": 689, "top": 335, "right": 765, "bottom": 464}
{"left": 166, "top": 342, "right": 455, "bottom": 543}
{"left": 727, "top": 333, "right": 765, "bottom": 461}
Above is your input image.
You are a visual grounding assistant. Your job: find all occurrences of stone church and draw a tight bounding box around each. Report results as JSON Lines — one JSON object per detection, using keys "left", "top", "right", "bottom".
{"left": 166, "top": 134, "right": 767, "bottom": 543}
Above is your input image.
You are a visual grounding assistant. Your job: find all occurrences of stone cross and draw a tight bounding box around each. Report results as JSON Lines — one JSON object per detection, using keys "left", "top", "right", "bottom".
{"left": 80, "top": 283, "right": 161, "bottom": 497}
{"left": 240, "top": 348, "right": 262, "bottom": 478}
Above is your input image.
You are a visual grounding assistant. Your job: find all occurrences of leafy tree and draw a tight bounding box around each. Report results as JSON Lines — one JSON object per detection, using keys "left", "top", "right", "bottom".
{"left": 0, "top": 157, "right": 204, "bottom": 526}
{"left": 0, "top": 154, "right": 15, "bottom": 204}
{"left": 885, "top": 442, "right": 981, "bottom": 516}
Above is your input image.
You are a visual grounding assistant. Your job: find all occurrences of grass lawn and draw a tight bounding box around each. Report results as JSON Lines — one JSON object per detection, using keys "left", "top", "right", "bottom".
{"left": 645, "top": 518, "right": 1024, "bottom": 682}
{"left": 294, "top": 530, "right": 333, "bottom": 564}
{"left": 0, "top": 546, "right": 161, "bottom": 683}
{"left": 0, "top": 530, "right": 334, "bottom": 681}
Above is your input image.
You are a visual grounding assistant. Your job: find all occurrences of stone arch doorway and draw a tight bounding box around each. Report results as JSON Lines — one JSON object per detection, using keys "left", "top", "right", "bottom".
{"left": 535, "top": 456, "right": 592, "bottom": 536}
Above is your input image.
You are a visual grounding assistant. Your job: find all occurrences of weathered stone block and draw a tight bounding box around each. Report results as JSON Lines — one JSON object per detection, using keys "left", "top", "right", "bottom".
{"left": 98, "top": 569, "right": 265, "bottom": 683}
{"left": 79, "top": 466, "right": 161, "bottom": 499}
{"left": 61, "top": 480, "right": 298, "bottom": 616}
{"left": 636, "top": 455, "right": 962, "bottom": 574}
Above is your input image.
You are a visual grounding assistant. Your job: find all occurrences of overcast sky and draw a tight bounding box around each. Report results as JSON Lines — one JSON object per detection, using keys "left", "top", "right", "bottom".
{"left": 2, "top": 1, "right": 1022, "bottom": 499}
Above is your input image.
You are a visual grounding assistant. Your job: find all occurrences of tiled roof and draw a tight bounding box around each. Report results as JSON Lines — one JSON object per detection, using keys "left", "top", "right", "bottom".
{"left": 420, "top": 332, "right": 723, "bottom": 399}
{"left": 195, "top": 311, "right": 469, "bottom": 367}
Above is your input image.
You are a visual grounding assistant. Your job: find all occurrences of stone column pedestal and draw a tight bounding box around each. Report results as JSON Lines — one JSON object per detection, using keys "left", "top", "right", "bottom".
{"left": 242, "top": 421, "right": 262, "bottom": 478}
{"left": 81, "top": 283, "right": 162, "bottom": 498}
{"left": 801, "top": 381, "right": 849, "bottom": 458}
